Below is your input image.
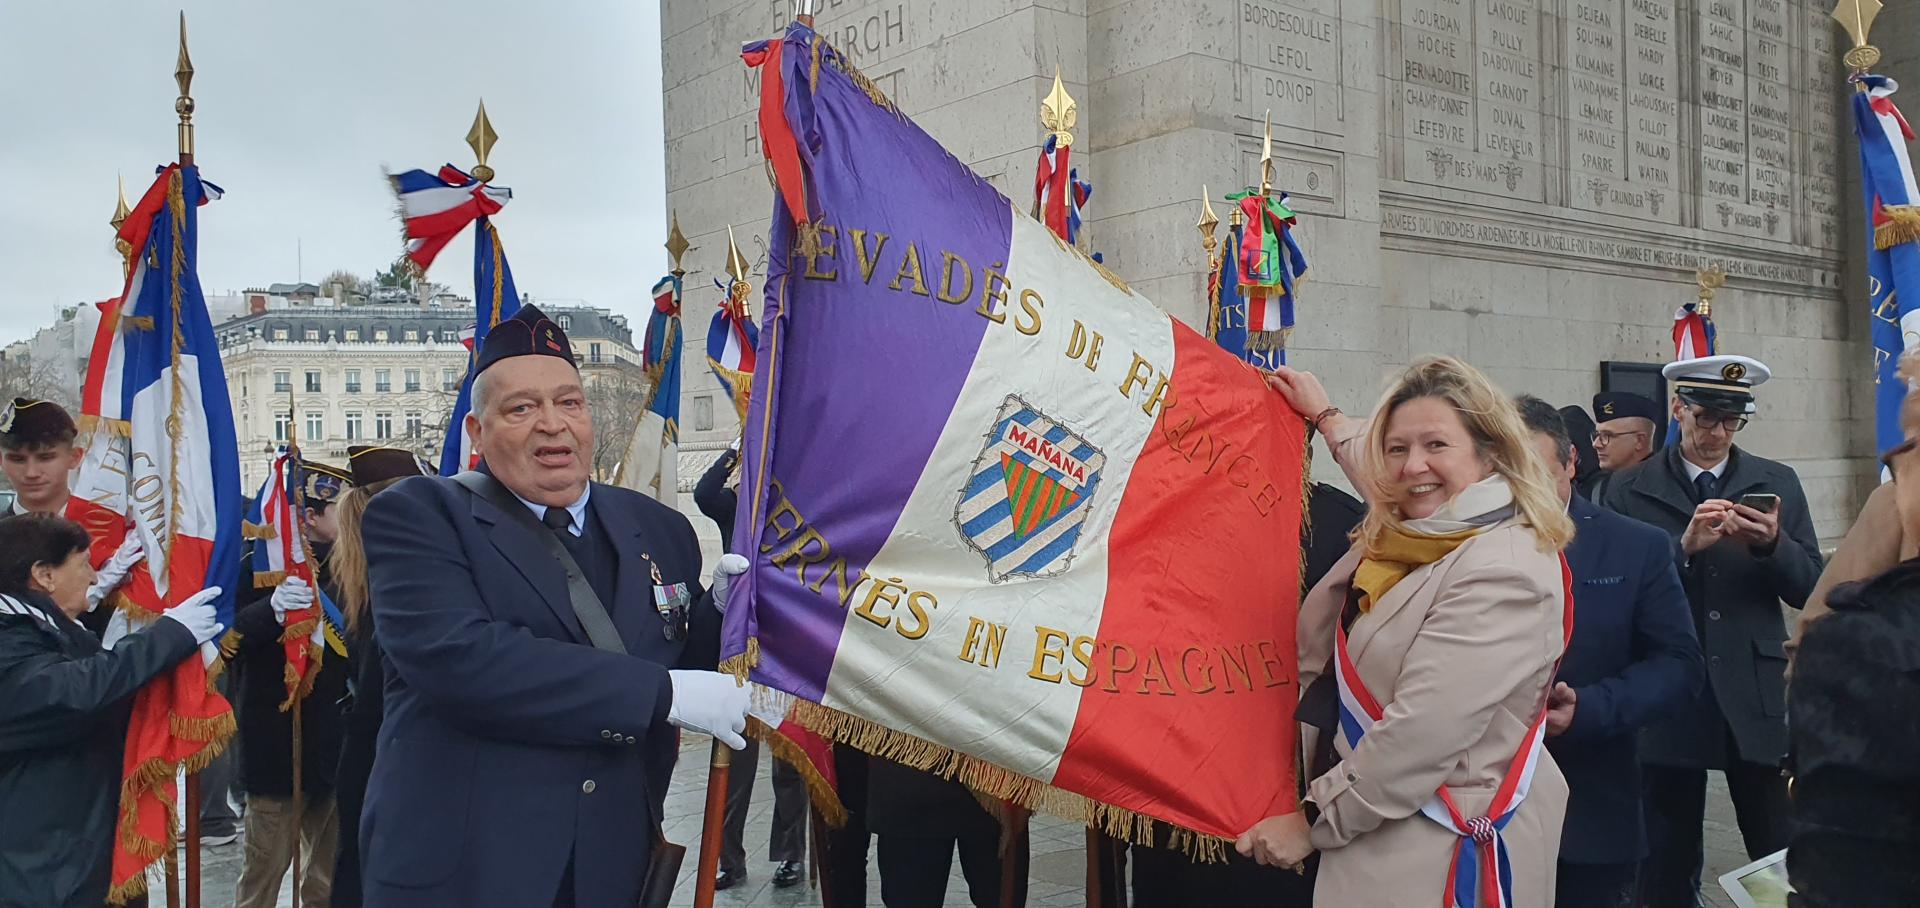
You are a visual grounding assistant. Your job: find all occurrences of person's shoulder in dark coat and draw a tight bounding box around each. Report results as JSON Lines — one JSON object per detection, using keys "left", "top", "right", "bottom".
{"left": 1787, "top": 558, "right": 1920, "bottom": 908}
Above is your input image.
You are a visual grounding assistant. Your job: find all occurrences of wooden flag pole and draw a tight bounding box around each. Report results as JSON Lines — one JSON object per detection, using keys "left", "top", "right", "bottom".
{"left": 691, "top": 742, "right": 733, "bottom": 908}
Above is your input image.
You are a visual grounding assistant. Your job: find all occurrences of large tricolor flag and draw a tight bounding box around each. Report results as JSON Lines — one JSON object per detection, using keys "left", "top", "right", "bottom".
{"left": 618, "top": 276, "right": 683, "bottom": 502}
{"left": 728, "top": 23, "right": 1306, "bottom": 852}
{"left": 1853, "top": 74, "right": 1920, "bottom": 457}
{"left": 73, "top": 163, "right": 242, "bottom": 904}
{"left": 388, "top": 164, "right": 520, "bottom": 474}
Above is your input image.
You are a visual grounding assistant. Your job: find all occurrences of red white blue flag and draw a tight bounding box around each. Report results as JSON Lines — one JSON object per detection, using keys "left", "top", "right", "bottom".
{"left": 728, "top": 23, "right": 1306, "bottom": 853}
{"left": 75, "top": 163, "right": 242, "bottom": 903}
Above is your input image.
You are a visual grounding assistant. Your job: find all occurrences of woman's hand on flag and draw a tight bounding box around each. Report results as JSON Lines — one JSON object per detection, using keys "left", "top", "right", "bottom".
{"left": 1236, "top": 810, "right": 1314, "bottom": 871}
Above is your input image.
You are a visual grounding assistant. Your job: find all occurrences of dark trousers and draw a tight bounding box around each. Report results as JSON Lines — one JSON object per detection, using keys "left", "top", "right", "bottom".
{"left": 822, "top": 747, "right": 871, "bottom": 907}
{"left": 1554, "top": 859, "right": 1638, "bottom": 908}
{"left": 200, "top": 674, "right": 243, "bottom": 836}
{"left": 720, "top": 737, "right": 809, "bottom": 873}
{"left": 876, "top": 831, "right": 1003, "bottom": 908}
{"left": 1641, "top": 760, "right": 1791, "bottom": 908}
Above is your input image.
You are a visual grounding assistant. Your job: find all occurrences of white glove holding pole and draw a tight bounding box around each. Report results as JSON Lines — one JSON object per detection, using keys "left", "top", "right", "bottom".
{"left": 709, "top": 554, "right": 749, "bottom": 615}
{"left": 160, "top": 586, "right": 227, "bottom": 646}
{"left": 667, "top": 669, "right": 750, "bottom": 749}
{"left": 85, "top": 534, "right": 145, "bottom": 612}
{"left": 270, "top": 576, "right": 314, "bottom": 622}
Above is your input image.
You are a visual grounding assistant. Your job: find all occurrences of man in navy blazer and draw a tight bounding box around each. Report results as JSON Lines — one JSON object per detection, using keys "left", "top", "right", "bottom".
{"left": 357, "top": 306, "right": 751, "bottom": 907}
{"left": 1517, "top": 397, "right": 1703, "bottom": 908}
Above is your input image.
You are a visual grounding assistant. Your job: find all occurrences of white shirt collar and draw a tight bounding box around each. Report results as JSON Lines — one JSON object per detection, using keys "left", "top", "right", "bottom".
{"left": 510, "top": 484, "right": 591, "bottom": 536}
{"left": 1681, "top": 456, "right": 1728, "bottom": 482}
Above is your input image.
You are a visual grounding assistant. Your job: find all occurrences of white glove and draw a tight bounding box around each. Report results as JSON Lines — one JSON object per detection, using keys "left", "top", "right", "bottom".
{"left": 667, "top": 669, "right": 750, "bottom": 750}
{"left": 709, "top": 554, "right": 749, "bottom": 615}
{"left": 160, "top": 586, "right": 227, "bottom": 646}
{"left": 270, "top": 576, "right": 314, "bottom": 621}
{"left": 85, "top": 534, "right": 145, "bottom": 611}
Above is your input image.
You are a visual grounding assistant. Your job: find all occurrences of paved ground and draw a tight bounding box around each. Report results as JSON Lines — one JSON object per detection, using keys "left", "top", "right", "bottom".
{"left": 184, "top": 736, "right": 1759, "bottom": 907}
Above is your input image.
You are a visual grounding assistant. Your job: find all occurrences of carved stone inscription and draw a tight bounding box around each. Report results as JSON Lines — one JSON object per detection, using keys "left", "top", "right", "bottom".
{"left": 1804, "top": 7, "right": 1842, "bottom": 250}
{"left": 1695, "top": 0, "right": 1793, "bottom": 240}
{"left": 1400, "top": 0, "right": 1545, "bottom": 199}
{"left": 1565, "top": 0, "right": 1681, "bottom": 222}
{"left": 1238, "top": 0, "right": 1346, "bottom": 133}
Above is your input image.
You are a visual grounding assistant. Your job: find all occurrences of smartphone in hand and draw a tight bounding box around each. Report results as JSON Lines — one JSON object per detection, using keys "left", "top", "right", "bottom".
{"left": 1738, "top": 492, "right": 1780, "bottom": 513}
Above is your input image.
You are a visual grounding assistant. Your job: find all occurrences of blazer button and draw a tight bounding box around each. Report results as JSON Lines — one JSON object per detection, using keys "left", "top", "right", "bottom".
{"left": 626, "top": 736, "right": 637, "bottom": 745}
{"left": 601, "top": 730, "right": 612, "bottom": 739}
{"left": 1346, "top": 772, "right": 1357, "bottom": 782}
{"left": 582, "top": 779, "right": 597, "bottom": 794}
{"left": 1708, "top": 610, "right": 1721, "bottom": 621}
{"left": 1709, "top": 656, "right": 1722, "bottom": 668}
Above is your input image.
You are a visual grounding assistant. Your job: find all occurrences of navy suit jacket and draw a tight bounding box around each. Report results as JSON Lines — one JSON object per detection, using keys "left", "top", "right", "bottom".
{"left": 1548, "top": 495, "right": 1703, "bottom": 865}
{"left": 357, "top": 475, "right": 719, "bottom": 907}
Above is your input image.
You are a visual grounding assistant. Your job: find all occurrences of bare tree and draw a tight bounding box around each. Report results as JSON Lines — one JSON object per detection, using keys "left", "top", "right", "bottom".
{"left": 584, "top": 366, "right": 656, "bottom": 482}
{"left": 0, "top": 353, "right": 76, "bottom": 412}
{"left": 321, "top": 269, "right": 371, "bottom": 300}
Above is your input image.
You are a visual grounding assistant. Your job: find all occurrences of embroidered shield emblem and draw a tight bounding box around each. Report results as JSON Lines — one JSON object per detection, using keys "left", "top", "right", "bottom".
{"left": 955, "top": 396, "right": 1105, "bottom": 582}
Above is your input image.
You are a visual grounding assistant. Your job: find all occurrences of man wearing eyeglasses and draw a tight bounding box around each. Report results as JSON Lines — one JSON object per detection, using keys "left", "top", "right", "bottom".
{"left": 1599, "top": 354, "right": 1823, "bottom": 908}
{"left": 1584, "top": 391, "right": 1661, "bottom": 501}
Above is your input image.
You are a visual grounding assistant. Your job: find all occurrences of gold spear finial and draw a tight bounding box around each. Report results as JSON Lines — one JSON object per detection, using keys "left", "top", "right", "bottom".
{"left": 467, "top": 100, "right": 499, "bottom": 183}
{"left": 175, "top": 12, "right": 196, "bottom": 162}
{"left": 724, "top": 225, "right": 751, "bottom": 285}
{"left": 1833, "top": 0, "right": 1884, "bottom": 73}
{"left": 112, "top": 175, "right": 134, "bottom": 277}
{"left": 1040, "top": 67, "right": 1078, "bottom": 148}
{"left": 666, "top": 211, "right": 692, "bottom": 278}
{"left": 1259, "top": 110, "right": 1275, "bottom": 197}
{"left": 1695, "top": 263, "right": 1728, "bottom": 319}
{"left": 111, "top": 175, "right": 131, "bottom": 231}
{"left": 1197, "top": 186, "right": 1220, "bottom": 254}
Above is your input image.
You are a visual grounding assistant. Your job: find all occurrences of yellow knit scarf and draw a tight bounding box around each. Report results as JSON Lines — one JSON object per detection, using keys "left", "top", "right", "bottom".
{"left": 1353, "top": 524, "right": 1484, "bottom": 613}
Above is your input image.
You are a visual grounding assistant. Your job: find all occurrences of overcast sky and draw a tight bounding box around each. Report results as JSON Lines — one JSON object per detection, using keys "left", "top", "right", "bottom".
{"left": 0, "top": 0, "right": 668, "bottom": 346}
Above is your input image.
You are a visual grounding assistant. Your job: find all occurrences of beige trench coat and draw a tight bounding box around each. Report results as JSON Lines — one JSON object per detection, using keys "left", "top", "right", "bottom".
{"left": 1298, "top": 520, "right": 1570, "bottom": 908}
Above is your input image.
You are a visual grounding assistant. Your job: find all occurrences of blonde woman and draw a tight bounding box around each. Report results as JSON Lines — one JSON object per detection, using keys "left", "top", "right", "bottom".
{"left": 1240, "top": 356, "right": 1575, "bottom": 907}
{"left": 329, "top": 446, "right": 423, "bottom": 908}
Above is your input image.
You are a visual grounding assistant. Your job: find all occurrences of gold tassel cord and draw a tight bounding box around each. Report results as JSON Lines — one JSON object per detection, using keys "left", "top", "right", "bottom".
{"left": 783, "top": 698, "right": 1234, "bottom": 862}
{"left": 718, "top": 636, "right": 761, "bottom": 684}
{"left": 1875, "top": 205, "right": 1920, "bottom": 250}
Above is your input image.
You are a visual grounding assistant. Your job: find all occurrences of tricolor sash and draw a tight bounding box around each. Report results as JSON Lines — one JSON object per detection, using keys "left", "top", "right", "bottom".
{"left": 1332, "top": 554, "right": 1574, "bottom": 908}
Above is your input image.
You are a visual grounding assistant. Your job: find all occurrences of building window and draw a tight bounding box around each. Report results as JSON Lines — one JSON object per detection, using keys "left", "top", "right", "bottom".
{"left": 375, "top": 369, "right": 391, "bottom": 392}
{"left": 403, "top": 329, "right": 419, "bottom": 342}
{"left": 239, "top": 375, "right": 248, "bottom": 398}
{"left": 274, "top": 413, "right": 290, "bottom": 442}
{"left": 405, "top": 411, "right": 424, "bottom": 438}
{"left": 343, "top": 328, "right": 360, "bottom": 341}
{"left": 558, "top": 315, "right": 571, "bottom": 330}
{"left": 374, "top": 328, "right": 390, "bottom": 342}
{"left": 304, "top": 329, "right": 320, "bottom": 341}
{"left": 404, "top": 369, "right": 421, "bottom": 392}
{"left": 304, "top": 411, "right": 324, "bottom": 442}
{"left": 589, "top": 342, "right": 603, "bottom": 363}
{"left": 273, "top": 328, "right": 289, "bottom": 341}
{"left": 693, "top": 395, "right": 715, "bottom": 432}
{"left": 305, "top": 370, "right": 322, "bottom": 393}
{"left": 273, "top": 370, "right": 292, "bottom": 393}
{"left": 345, "top": 369, "right": 361, "bottom": 393}
{"left": 442, "top": 368, "right": 460, "bottom": 391}
{"left": 440, "top": 329, "right": 458, "bottom": 342}
{"left": 375, "top": 412, "right": 393, "bottom": 440}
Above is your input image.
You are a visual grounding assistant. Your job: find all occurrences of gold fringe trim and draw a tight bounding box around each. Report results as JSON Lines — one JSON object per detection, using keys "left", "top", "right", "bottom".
{"left": 718, "top": 636, "right": 761, "bottom": 684}
{"left": 119, "top": 315, "right": 156, "bottom": 332}
{"left": 1246, "top": 329, "right": 1293, "bottom": 352}
{"left": 277, "top": 634, "right": 322, "bottom": 711}
{"left": 1877, "top": 206, "right": 1920, "bottom": 250}
{"left": 252, "top": 570, "right": 287, "bottom": 589}
{"left": 746, "top": 716, "right": 850, "bottom": 828}
{"left": 784, "top": 699, "right": 1232, "bottom": 862}
{"left": 111, "top": 753, "right": 182, "bottom": 905}
{"left": 77, "top": 414, "right": 133, "bottom": 437}
{"left": 170, "top": 709, "right": 237, "bottom": 747}
{"left": 242, "top": 521, "right": 276, "bottom": 540}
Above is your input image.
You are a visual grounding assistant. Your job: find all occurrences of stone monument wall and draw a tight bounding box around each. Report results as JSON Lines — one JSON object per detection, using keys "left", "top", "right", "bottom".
{"left": 663, "top": 0, "right": 1873, "bottom": 538}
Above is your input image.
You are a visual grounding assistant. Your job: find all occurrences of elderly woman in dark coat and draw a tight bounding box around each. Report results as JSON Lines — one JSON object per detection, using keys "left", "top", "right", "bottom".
{"left": 0, "top": 515, "right": 224, "bottom": 907}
